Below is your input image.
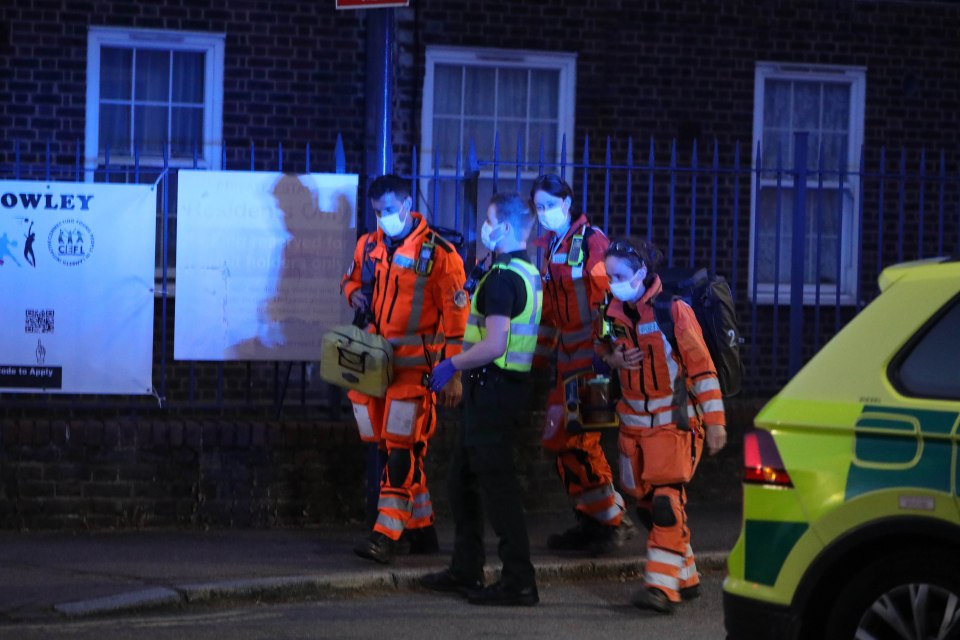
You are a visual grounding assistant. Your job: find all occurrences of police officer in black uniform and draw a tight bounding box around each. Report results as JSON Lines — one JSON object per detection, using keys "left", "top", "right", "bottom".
{"left": 421, "top": 192, "right": 543, "bottom": 606}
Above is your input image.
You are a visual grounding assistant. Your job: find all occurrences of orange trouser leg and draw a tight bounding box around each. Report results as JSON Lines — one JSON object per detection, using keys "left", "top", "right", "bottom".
{"left": 406, "top": 458, "right": 435, "bottom": 530}
{"left": 372, "top": 378, "right": 434, "bottom": 541}
{"left": 546, "top": 378, "right": 623, "bottom": 527}
{"left": 641, "top": 484, "right": 690, "bottom": 603}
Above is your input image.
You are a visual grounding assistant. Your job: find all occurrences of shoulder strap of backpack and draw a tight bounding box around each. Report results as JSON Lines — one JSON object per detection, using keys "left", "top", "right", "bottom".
{"left": 653, "top": 297, "right": 679, "bottom": 352}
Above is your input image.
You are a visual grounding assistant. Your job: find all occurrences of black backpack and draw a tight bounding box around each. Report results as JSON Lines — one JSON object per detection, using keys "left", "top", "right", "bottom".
{"left": 653, "top": 267, "right": 744, "bottom": 397}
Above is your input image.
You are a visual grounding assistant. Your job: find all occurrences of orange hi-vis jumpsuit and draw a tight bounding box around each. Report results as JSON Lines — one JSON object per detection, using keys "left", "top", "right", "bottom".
{"left": 601, "top": 275, "right": 725, "bottom": 603}
{"left": 534, "top": 214, "right": 625, "bottom": 528}
{"left": 341, "top": 212, "right": 469, "bottom": 542}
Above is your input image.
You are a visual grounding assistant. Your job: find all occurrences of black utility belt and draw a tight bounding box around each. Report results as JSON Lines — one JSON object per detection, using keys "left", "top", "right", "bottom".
{"left": 464, "top": 365, "right": 527, "bottom": 386}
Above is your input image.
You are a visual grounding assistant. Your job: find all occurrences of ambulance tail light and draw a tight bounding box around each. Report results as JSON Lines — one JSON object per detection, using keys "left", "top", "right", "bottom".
{"left": 743, "top": 428, "right": 793, "bottom": 487}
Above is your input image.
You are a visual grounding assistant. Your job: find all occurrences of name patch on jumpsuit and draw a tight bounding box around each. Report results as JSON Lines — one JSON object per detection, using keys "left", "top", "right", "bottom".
{"left": 637, "top": 321, "right": 660, "bottom": 335}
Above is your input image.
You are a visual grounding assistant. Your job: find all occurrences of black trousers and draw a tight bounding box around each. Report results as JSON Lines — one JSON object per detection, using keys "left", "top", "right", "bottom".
{"left": 448, "top": 366, "right": 535, "bottom": 589}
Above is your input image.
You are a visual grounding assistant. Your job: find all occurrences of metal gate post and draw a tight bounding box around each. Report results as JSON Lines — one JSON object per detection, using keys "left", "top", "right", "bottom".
{"left": 789, "top": 132, "right": 808, "bottom": 377}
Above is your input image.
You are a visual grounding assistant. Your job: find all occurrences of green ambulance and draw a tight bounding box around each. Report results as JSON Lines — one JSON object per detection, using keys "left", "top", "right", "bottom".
{"left": 723, "top": 257, "right": 960, "bottom": 640}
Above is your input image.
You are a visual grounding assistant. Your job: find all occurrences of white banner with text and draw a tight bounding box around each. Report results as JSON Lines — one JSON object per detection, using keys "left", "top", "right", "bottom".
{"left": 0, "top": 180, "right": 157, "bottom": 394}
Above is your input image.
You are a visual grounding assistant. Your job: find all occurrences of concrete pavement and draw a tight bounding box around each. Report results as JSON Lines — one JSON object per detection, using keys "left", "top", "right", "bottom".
{"left": 0, "top": 501, "right": 741, "bottom": 624}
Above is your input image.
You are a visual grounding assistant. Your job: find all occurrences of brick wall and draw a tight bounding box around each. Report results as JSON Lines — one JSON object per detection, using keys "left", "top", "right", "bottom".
{"left": 0, "top": 0, "right": 368, "bottom": 173}
{"left": 0, "top": 377, "right": 757, "bottom": 531}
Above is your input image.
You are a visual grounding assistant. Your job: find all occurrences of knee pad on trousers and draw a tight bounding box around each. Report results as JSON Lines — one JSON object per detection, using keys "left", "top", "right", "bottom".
{"left": 651, "top": 495, "right": 677, "bottom": 527}
{"left": 386, "top": 449, "right": 413, "bottom": 487}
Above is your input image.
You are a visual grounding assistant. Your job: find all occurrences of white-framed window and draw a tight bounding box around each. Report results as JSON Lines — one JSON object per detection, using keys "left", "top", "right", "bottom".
{"left": 85, "top": 26, "right": 224, "bottom": 176}
{"left": 420, "top": 46, "right": 576, "bottom": 232}
{"left": 750, "top": 62, "right": 866, "bottom": 305}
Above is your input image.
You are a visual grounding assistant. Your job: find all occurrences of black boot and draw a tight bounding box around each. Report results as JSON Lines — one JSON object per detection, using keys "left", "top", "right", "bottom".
{"left": 405, "top": 525, "right": 440, "bottom": 554}
{"left": 420, "top": 568, "right": 483, "bottom": 595}
{"left": 466, "top": 580, "right": 539, "bottom": 607}
{"left": 547, "top": 513, "right": 599, "bottom": 551}
{"left": 589, "top": 513, "right": 638, "bottom": 556}
{"left": 353, "top": 532, "right": 396, "bottom": 565}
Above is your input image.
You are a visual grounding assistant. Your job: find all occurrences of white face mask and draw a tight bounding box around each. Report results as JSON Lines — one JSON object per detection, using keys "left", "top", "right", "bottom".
{"left": 377, "top": 203, "right": 408, "bottom": 237}
{"left": 609, "top": 266, "right": 648, "bottom": 302}
{"left": 538, "top": 205, "right": 568, "bottom": 232}
{"left": 480, "top": 221, "right": 505, "bottom": 251}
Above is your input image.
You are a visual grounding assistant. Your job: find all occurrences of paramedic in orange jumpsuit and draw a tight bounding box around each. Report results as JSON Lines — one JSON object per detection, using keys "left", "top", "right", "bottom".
{"left": 341, "top": 174, "right": 469, "bottom": 564}
{"left": 598, "top": 237, "right": 727, "bottom": 613}
{"left": 530, "top": 173, "right": 633, "bottom": 554}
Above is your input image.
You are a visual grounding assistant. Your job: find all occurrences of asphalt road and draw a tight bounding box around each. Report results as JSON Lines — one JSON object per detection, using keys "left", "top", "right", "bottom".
{"left": 7, "top": 570, "right": 727, "bottom": 640}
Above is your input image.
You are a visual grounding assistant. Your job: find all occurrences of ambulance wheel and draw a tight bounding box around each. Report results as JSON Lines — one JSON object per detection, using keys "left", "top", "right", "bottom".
{"left": 823, "top": 549, "right": 960, "bottom": 640}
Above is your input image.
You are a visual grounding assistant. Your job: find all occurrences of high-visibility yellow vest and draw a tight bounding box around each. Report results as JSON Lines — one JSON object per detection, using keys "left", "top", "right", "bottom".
{"left": 463, "top": 257, "right": 542, "bottom": 372}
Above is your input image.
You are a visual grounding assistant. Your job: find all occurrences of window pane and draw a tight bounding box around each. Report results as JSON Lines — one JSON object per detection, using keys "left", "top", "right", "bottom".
{"left": 100, "top": 47, "right": 132, "bottom": 100}
{"left": 530, "top": 69, "right": 559, "bottom": 119}
{"left": 497, "top": 68, "right": 527, "bottom": 118}
{"left": 171, "top": 106, "right": 203, "bottom": 157}
{"left": 792, "top": 82, "right": 821, "bottom": 130}
{"left": 898, "top": 301, "right": 960, "bottom": 399}
{"left": 134, "top": 105, "right": 168, "bottom": 156}
{"left": 821, "top": 132, "right": 849, "bottom": 173}
{"left": 528, "top": 122, "right": 558, "bottom": 166}
{"left": 434, "top": 64, "right": 463, "bottom": 116}
{"left": 464, "top": 118, "right": 495, "bottom": 160}
{"left": 432, "top": 116, "right": 461, "bottom": 169}
{"left": 761, "top": 129, "right": 790, "bottom": 175}
{"left": 172, "top": 51, "right": 204, "bottom": 103}
{"left": 497, "top": 121, "right": 524, "bottom": 164}
{"left": 763, "top": 79, "right": 791, "bottom": 128}
{"left": 822, "top": 83, "right": 850, "bottom": 132}
{"left": 758, "top": 187, "right": 844, "bottom": 286}
{"left": 98, "top": 104, "right": 131, "bottom": 157}
{"left": 464, "top": 67, "right": 495, "bottom": 116}
{"left": 135, "top": 49, "right": 170, "bottom": 101}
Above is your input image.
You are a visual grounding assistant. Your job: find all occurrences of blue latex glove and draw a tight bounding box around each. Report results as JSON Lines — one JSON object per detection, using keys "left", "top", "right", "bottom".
{"left": 592, "top": 353, "right": 611, "bottom": 376}
{"left": 429, "top": 359, "right": 458, "bottom": 393}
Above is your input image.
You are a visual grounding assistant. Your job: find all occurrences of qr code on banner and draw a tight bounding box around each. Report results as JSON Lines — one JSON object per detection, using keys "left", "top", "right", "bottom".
{"left": 25, "top": 309, "right": 54, "bottom": 334}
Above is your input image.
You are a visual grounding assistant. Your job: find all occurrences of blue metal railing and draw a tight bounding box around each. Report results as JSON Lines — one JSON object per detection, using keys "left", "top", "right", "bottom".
{"left": 2, "top": 133, "right": 959, "bottom": 411}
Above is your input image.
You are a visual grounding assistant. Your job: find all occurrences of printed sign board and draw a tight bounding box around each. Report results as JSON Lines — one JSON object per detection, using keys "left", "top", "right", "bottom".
{"left": 174, "top": 171, "right": 358, "bottom": 361}
{"left": 0, "top": 181, "right": 157, "bottom": 394}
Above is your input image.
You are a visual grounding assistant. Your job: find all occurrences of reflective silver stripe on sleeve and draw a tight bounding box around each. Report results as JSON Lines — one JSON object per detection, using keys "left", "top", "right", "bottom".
{"left": 692, "top": 377, "right": 721, "bottom": 395}
{"left": 699, "top": 399, "right": 725, "bottom": 415}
